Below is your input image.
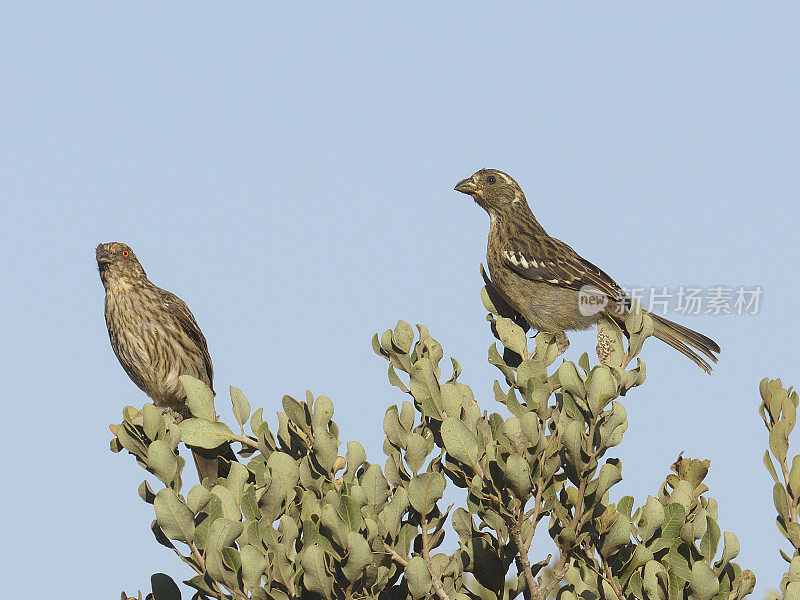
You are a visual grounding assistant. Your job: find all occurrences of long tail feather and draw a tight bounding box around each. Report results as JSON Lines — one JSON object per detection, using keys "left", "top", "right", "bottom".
{"left": 650, "top": 313, "right": 721, "bottom": 374}
{"left": 191, "top": 442, "right": 238, "bottom": 485}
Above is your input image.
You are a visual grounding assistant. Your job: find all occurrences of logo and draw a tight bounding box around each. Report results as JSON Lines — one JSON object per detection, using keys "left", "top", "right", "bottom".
{"left": 578, "top": 285, "right": 609, "bottom": 316}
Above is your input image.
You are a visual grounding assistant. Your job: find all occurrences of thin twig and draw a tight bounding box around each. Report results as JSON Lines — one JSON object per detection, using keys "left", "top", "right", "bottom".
{"left": 524, "top": 482, "right": 545, "bottom": 550}
{"left": 603, "top": 560, "right": 623, "bottom": 599}
{"left": 229, "top": 432, "right": 259, "bottom": 449}
{"left": 537, "top": 553, "right": 569, "bottom": 600}
{"left": 420, "top": 512, "right": 450, "bottom": 600}
{"left": 187, "top": 542, "right": 249, "bottom": 600}
{"left": 383, "top": 542, "right": 409, "bottom": 567}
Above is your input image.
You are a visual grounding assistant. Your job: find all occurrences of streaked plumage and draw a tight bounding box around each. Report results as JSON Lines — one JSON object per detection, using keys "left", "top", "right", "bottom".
{"left": 455, "top": 169, "right": 721, "bottom": 373}
{"left": 97, "top": 242, "right": 235, "bottom": 481}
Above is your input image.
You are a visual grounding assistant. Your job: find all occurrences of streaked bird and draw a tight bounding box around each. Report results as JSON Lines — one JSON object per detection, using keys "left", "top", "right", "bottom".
{"left": 454, "top": 168, "right": 720, "bottom": 373}
{"left": 97, "top": 241, "right": 236, "bottom": 481}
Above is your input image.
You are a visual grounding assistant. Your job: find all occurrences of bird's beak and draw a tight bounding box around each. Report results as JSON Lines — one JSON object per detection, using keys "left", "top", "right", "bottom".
{"left": 454, "top": 177, "right": 478, "bottom": 195}
{"left": 96, "top": 246, "right": 112, "bottom": 264}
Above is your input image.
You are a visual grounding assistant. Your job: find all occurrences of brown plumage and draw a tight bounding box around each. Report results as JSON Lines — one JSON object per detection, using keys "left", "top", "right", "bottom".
{"left": 97, "top": 242, "right": 236, "bottom": 481}
{"left": 455, "top": 169, "right": 721, "bottom": 373}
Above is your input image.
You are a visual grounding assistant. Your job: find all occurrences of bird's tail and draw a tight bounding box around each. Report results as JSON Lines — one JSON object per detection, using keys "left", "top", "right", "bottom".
{"left": 649, "top": 313, "right": 721, "bottom": 374}
{"left": 191, "top": 442, "right": 238, "bottom": 485}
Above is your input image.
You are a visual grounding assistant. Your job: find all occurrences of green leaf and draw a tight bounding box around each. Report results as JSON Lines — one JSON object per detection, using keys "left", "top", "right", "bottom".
{"left": 595, "top": 461, "right": 623, "bottom": 500}
{"left": 154, "top": 489, "right": 195, "bottom": 543}
{"left": 312, "top": 394, "right": 335, "bottom": 429}
{"left": 561, "top": 420, "right": 583, "bottom": 466}
{"left": 600, "top": 513, "right": 631, "bottom": 557}
{"left": 388, "top": 365, "right": 409, "bottom": 392}
{"left": 138, "top": 480, "right": 157, "bottom": 504}
{"left": 301, "top": 545, "right": 332, "bottom": 600}
{"left": 586, "top": 366, "right": 618, "bottom": 415}
{"left": 770, "top": 421, "right": 789, "bottom": 462}
{"left": 181, "top": 418, "right": 234, "bottom": 449}
{"left": 405, "top": 432, "right": 429, "bottom": 474}
{"left": 408, "top": 472, "right": 446, "bottom": 516}
{"left": 261, "top": 452, "right": 300, "bottom": 516}
{"left": 788, "top": 455, "right": 800, "bottom": 500}
{"left": 207, "top": 517, "right": 244, "bottom": 552}
{"left": 180, "top": 375, "right": 216, "bottom": 421}
{"left": 147, "top": 440, "right": 178, "bottom": 485}
{"left": 688, "top": 560, "right": 719, "bottom": 600}
{"left": 393, "top": 320, "right": 415, "bottom": 353}
{"left": 240, "top": 545, "right": 267, "bottom": 590}
{"left": 342, "top": 531, "right": 372, "bottom": 582}
{"left": 187, "top": 484, "right": 212, "bottom": 514}
{"left": 211, "top": 485, "right": 241, "bottom": 521}
{"left": 150, "top": 573, "right": 181, "bottom": 600}
{"left": 714, "top": 531, "right": 739, "bottom": 571}
{"left": 405, "top": 556, "right": 432, "bottom": 600}
{"left": 230, "top": 386, "right": 251, "bottom": 428}
{"left": 774, "top": 482, "right": 790, "bottom": 524}
{"left": 638, "top": 496, "right": 665, "bottom": 543}
{"left": 362, "top": 464, "right": 391, "bottom": 514}
{"left": 441, "top": 382, "right": 463, "bottom": 418}
{"left": 764, "top": 450, "right": 780, "bottom": 484}
{"left": 338, "top": 492, "right": 365, "bottom": 532}
{"left": 661, "top": 503, "right": 686, "bottom": 541}
{"left": 383, "top": 405, "right": 408, "bottom": 448}
{"left": 142, "top": 404, "right": 165, "bottom": 441}
{"left": 441, "top": 417, "right": 479, "bottom": 470}
{"left": 699, "top": 515, "right": 720, "bottom": 562}
{"left": 312, "top": 428, "right": 339, "bottom": 472}
{"left": 344, "top": 441, "right": 367, "bottom": 483}
{"left": 505, "top": 454, "right": 532, "bottom": 499}
{"left": 495, "top": 316, "right": 528, "bottom": 357}
{"left": 557, "top": 360, "right": 586, "bottom": 398}
{"left": 282, "top": 395, "right": 308, "bottom": 429}
{"left": 410, "top": 358, "right": 444, "bottom": 420}
{"left": 642, "top": 560, "right": 668, "bottom": 600}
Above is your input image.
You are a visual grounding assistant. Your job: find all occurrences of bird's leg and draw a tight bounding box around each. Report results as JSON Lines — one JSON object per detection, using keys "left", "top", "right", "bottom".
{"left": 161, "top": 407, "right": 185, "bottom": 423}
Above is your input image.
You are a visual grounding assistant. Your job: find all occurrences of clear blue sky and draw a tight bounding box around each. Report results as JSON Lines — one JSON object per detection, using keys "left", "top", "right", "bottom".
{"left": 3, "top": 4, "right": 799, "bottom": 598}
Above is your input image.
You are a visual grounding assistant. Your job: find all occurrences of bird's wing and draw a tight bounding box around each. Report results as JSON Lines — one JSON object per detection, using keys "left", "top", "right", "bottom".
{"left": 160, "top": 290, "right": 215, "bottom": 391}
{"left": 501, "top": 237, "right": 624, "bottom": 300}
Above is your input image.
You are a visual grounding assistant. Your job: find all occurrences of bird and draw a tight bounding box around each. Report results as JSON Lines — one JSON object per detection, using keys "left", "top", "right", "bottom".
{"left": 96, "top": 241, "right": 237, "bottom": 482}
{"left": 454, "top": 168, "right": 721, "bottom": 373}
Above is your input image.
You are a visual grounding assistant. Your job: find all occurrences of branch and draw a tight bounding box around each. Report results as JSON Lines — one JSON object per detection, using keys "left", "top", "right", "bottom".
{"left": 383, "top": 542, "right": 409, "bottom": 567}
{"left": 228, "top": 432, "right": 258, "bottom": 449}
{"left": 603, "top": 560, "right": 623, "bottom": 599}
{"left": 537, "top": 553, "right": 569, "bottom": 600}
{"left": 512, "top": 524, "right": 537, "bottom": 600}
{"left": 420, "top": 512, "right": 450, "bottom": 600}
{"left": 536, "top": 418, "right": 598, "bottom": 600}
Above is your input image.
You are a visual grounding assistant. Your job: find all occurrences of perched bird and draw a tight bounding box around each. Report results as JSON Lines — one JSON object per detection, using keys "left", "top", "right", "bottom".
{"left": 97, "top": 242, "right": 236, "bottom": 482}
{"left": 454, "top": 169, "right": 721, "bottom": 373}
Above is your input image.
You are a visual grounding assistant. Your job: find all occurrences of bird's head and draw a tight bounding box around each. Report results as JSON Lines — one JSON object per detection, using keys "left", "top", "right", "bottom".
{"left": 96, "top": 242, "right": 147, "bottom": 287}
{"left": 454, "top": 168, "right": 528, "bottom": 219}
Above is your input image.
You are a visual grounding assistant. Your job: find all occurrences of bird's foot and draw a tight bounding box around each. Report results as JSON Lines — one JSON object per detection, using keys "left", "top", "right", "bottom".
{"left": 161, "top": 407, "right": 186, "bottom": 423}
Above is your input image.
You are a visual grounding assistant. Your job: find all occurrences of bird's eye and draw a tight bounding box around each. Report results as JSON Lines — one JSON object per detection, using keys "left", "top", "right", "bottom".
{"left": 486, "top": 175, "right": 497, "bottom": 185}
{"left": 121, "top": 250, "right": 129, "bottom": 258}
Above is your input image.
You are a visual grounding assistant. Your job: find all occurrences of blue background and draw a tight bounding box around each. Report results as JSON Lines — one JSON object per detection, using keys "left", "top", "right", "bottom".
{"left": 3, "top": 4, "right": 798, "bottom": 597}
